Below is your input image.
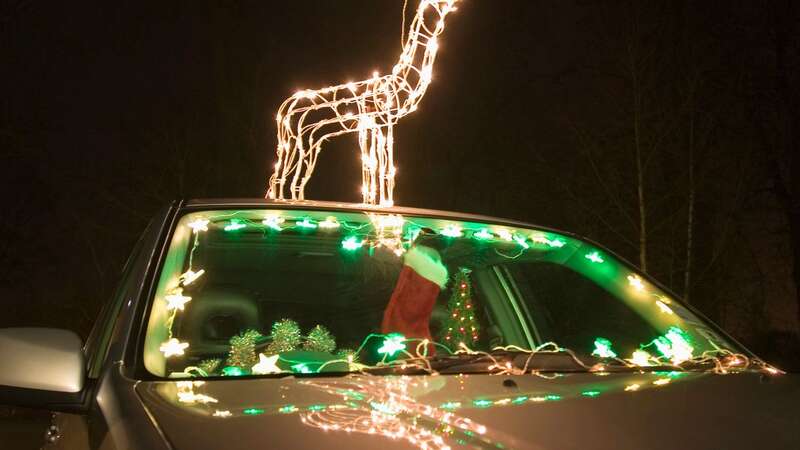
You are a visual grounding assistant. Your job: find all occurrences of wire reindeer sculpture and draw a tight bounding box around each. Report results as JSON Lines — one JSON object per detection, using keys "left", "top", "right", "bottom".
{"left": 267, "top": 0, "right": 460, "bottom": 206}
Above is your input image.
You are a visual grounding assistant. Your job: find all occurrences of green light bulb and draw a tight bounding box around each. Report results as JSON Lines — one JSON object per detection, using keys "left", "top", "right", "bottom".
{"left": 224, "top": 219, "right": 246, "bottom": 232}
{"left": 585, "top": 251, "right": 604, "bottom": 263}
{"left": 473, "top": 228, "right": 493, "bottom": 240}
{"left": 341, "top": 236, "right": 364, "bottom": 251}
{"left": 297, "top": 218, "right": 318, "bottom": 229}
{"left": 377, "top": 333, "right": 406, "bottom": 357}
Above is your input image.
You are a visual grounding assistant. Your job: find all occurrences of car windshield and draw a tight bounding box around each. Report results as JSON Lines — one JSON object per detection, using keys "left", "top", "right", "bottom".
{"left": 143, "top": 208, "right": 740, "bottom": 378}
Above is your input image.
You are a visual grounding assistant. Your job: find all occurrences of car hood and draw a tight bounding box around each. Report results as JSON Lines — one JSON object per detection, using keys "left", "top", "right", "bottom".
{"left": 135, "top": 370, "right": 800, "bottom": 450}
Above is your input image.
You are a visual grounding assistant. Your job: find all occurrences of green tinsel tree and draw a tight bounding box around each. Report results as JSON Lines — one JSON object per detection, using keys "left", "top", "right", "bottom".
{"left": 226, "top": 329, "right": 261, "bottom": 369}
{"left": 440, "top": 268, "right": 480, "bottom": 351}
{"left": 303, "top": 324, "right": 337, "bottom": 353}
{"left": 198, "top": 358, "right": 221, "bottom": 376}
{"left": 266, "top": 319, "right": 302, "bottom": 354}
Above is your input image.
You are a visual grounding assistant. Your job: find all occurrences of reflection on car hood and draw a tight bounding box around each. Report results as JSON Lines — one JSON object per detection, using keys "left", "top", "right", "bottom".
{"left": 135, "top": 371, "right": 800, "bottom": 450}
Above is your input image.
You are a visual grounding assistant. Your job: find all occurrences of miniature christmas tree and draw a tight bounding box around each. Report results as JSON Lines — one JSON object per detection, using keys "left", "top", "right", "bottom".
{"left": 440, "top": 268, "right": 480, "bottom": 351}
{"left": 266, "top": 319, "right": 302, "bottom": 354}
{"left": 226, "top": 329, "right": 261, "bottom": 369}
{"left": 303, "top": 324, "right": 337, "bottom": 353}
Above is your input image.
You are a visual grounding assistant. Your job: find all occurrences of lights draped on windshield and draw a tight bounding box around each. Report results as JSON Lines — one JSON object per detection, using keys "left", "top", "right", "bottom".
{"left": 146, "top": 209, "right": 769, "bottom": 383}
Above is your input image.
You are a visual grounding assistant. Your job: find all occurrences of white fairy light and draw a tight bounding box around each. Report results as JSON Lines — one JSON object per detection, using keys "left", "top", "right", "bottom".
{"left": 319, "top": 216, "right": 341, "bottom": 229}
{"left": 627, "top": 274, "right": 645, "bottom": 292}
{"left": 267, "top": 0, "right": 460, "bottom": 206}
{"left": 160, "top": 338, "right": 189, "bottom": 357}
{"left": 180, "top": 269, "right": 205, "bottom": 286}
{"left": 262, "top": 214, "right": 285, "bottom": 231}
{"left": 165, "top": 289, "right": 192, "bottom": 311}
{"left": 187, "top": 218, "right": 209, "bottom": 233}
{"left": 251, "top": 353, "right": 282, "bottom": 375}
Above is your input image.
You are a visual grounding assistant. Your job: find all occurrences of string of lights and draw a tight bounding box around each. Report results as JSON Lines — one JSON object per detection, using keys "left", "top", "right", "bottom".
{"left": 157, "top": 211, "right": 783, "bottom": 380}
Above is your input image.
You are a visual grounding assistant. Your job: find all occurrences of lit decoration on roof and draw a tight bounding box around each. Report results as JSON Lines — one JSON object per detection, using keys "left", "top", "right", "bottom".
{"left": 266, "top": 0, "right": 460, "bottom": 206}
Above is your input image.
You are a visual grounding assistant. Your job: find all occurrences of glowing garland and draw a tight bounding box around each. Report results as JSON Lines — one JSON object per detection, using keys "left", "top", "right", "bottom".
{"left": 160, "top": 212, "right": 783, "bottom": 381}
{"left": 266, "top": 0, "right": 460, "bottom": 206}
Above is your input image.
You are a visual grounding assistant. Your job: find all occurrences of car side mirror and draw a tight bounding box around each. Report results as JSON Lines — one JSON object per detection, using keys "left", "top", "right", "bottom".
{"left": 0, "top": 328, "right": 87, "bottom": 411}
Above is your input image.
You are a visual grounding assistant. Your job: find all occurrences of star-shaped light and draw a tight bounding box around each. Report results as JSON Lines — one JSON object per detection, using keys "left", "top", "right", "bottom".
{"left": 530, "top": 232, "right": 549, "bottom": 244}
{"left": 440, "top": 224, "right": 463, "bottom": 238}
{"left": 187, "top": 218, "right": 209, "bottom": 233}
{"left": 377, "top": 333, "right": 407, "bottom": 357}
{"left": 160, "top": 338, "right": 189, "bottom": 357}
{"left": 319, "top": 216, "right": 341, "bottom": 229}
{"left": 223, "top": 219, "right": 246, "bottom": 231}
{"left": 296, "top": 217, "right": 318, "bottom": 229}
{"left": 291, "top": 363, "right": 312, "bottom": 374}
{"left": 341, "top": 236, "right": 364, "bottom": 251}
{"left": 585, "top": 251, "right": 604, "bottom": 263}
{"left": 262, "top": 215, "right": 285, "bottom": 231}
{"left": 473, "top": 228, "right": 493, "bottom": 240}
{"left": 251, "top": 353, "right": 282, "bottom": 375}
{"left": 627, "top": 274, "right": 645, "bottom": 292}
{"left": 513, "top": 235, "right": 530, "bottom": 249}
{"left": 165, "top": 289, "right": 191, "bottom": 311}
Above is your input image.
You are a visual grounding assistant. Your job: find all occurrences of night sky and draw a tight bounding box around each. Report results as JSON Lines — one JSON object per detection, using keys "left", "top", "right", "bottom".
{"left": 3, "top": 1, "right": 800, "bottom": 369}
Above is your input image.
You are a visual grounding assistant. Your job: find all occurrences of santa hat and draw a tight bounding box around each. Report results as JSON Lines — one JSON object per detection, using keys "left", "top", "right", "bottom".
{"left": 381, "top": 245, "right": 448, "bottom": 346}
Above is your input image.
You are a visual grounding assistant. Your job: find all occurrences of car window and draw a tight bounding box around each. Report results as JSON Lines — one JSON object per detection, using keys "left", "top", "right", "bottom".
{"left": 85, "top": 218, "right": 154, "bottom": 378}
{"left": 141, "top": 208, "right": 740, "bottom": 378}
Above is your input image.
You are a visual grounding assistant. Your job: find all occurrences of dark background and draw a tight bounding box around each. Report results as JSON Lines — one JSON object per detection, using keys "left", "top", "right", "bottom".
{"left": 2, "top": 0, "right": 799, "bottom": 371}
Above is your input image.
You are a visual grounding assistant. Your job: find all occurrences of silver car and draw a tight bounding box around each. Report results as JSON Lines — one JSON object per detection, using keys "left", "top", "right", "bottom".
{"left": 1, "top": 199, "right": 797, "bottom": 450}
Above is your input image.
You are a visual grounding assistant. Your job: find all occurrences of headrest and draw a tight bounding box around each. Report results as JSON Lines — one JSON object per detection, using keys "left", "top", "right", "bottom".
{"left": 180, "top": 286, "right": 260, "bottom": 355}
